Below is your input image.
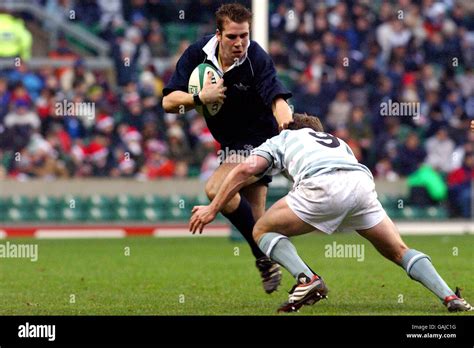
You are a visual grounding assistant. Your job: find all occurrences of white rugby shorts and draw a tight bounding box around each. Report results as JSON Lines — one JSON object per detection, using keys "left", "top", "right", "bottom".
{"left": 286, "top": 170, "right": 386, "bottom": 234}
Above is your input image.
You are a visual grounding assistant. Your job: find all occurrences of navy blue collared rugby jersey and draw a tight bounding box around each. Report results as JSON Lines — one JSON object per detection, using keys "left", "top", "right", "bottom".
{"left": 163, "top": 35, "right": 292, "bottom": 148}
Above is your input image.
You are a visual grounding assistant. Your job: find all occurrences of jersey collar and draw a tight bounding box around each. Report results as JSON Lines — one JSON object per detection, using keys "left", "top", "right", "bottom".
{"left": 202, "top": 35, "right": 249, "bottom": 74}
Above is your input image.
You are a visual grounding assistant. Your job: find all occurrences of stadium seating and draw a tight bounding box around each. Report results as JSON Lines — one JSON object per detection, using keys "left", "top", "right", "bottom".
{"left": 60, "top": 206, "right": 87, "bottom": 222}
{"left": 400, "top": 206, "right": 425, "bottom": 220}
{"left": 141, "top": 206, "right": 165, "bottom": 222}
{"left": 3, "top": 196, "right": 31, "bottom": 222}
{"left": 142, "top": 194, "right": 169, "bottom": 208}
{"left": 114, "top": 206, "right": 137, "bottom": 220}
{"left": 33, "top": 195, "right": 59, "bottom": 209}
{"left": 0, "top": 197, "right": 6, "bottom": 222}
{"left": 425, "top": 206, "right": 449, "bottom": 220}
{"left": 88, "top": 194, "right": 114, "bottom": 209}
{"left": 0, "top": 192, "right": 450, "bottom": 223}
{"left": 33, "top": 206, "right": 60, "bottom": 222}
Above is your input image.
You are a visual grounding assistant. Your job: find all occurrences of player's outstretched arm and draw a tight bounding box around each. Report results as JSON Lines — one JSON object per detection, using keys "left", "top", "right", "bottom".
{"left": 272, "top": 97, "right": 293, "bottom": 131}
{"left": 162, "top": 90, "right": 196, "bottom": 113}
{"left": 189, "top": 155, "right": 269, "bottom": 234}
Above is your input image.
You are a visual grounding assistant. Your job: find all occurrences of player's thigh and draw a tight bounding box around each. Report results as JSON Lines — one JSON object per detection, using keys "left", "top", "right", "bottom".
{"left": 356, "top": 215, "right": 408, "bottom": 264}
{"left": 204, "top": 155, "right": 244, "bottom": 198}
{"left": 240, "top": 182, "right": 267, "bottom": 220}
{"left": 253, "top": 196, "right": 316, "bottom": 242}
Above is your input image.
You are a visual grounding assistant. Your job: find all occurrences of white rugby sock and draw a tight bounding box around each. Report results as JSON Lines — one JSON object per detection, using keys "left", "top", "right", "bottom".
{"left": 401, "top": 249, "right": 455, "bottom": 300}
{"left": 258, "top": 232, "right": 313, "bottom": 279}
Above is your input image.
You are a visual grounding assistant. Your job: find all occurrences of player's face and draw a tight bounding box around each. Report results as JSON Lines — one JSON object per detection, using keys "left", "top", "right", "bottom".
{"left": 217, "top": 20, "right": 250, "bottom": 62}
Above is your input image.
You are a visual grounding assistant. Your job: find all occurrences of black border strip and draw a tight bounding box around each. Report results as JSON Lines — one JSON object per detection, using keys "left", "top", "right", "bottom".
{"left": 0, "top": 315, "right": 472, "bottom": 345}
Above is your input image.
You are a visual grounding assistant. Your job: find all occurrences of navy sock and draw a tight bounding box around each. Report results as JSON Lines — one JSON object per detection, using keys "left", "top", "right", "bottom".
{"left": 223, "top": 197, "right": 265, "bottom": 259}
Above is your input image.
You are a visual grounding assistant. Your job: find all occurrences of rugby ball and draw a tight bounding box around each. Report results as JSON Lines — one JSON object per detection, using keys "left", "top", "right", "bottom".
{"left": 188, "top": 63, "right": 223, "bottom": 118}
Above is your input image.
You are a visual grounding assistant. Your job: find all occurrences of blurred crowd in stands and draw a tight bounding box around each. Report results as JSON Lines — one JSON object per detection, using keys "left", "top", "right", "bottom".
{"left": 0, "top": 0, "right": 473, "bottom": 216}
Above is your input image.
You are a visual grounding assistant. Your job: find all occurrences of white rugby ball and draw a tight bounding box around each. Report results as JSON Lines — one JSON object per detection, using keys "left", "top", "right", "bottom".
{"left": 188, "top": 63, "right": 223, "bottom": 118}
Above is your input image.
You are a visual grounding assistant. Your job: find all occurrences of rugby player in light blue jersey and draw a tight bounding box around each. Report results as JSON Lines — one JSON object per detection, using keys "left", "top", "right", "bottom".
{"left": 190, "top": 113, "right": 472, "bottom": 313}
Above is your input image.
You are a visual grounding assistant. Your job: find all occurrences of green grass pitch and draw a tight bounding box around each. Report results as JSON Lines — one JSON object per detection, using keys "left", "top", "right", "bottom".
{"left": 0, "top": 233, "right": 472, "bottom": 315}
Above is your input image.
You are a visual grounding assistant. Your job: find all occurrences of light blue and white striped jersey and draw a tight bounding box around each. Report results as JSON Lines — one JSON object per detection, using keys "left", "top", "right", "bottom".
{"left": 252, "top": 128, "right": 373, "bottom": 186}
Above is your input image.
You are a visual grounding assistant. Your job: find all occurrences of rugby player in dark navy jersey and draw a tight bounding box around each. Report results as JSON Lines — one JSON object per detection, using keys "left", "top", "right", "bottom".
{"left": 163, "top": 3, "right": 293, "bottom": 293}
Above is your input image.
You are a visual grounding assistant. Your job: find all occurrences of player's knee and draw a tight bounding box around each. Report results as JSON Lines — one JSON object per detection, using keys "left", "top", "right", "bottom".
{"left": 252, "top": 227, "right": 263, "bottom": 243}
{"left": 205, "top": 181, "right": 218, "bottom": 201}
{"left": 252, "top": 221, "right": 268, "bottom": 243}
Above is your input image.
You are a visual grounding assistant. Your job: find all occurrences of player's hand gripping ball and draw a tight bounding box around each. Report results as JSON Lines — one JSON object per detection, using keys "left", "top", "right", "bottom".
{"left": 188, "top": 63, "right": 225, "bottom": 118}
